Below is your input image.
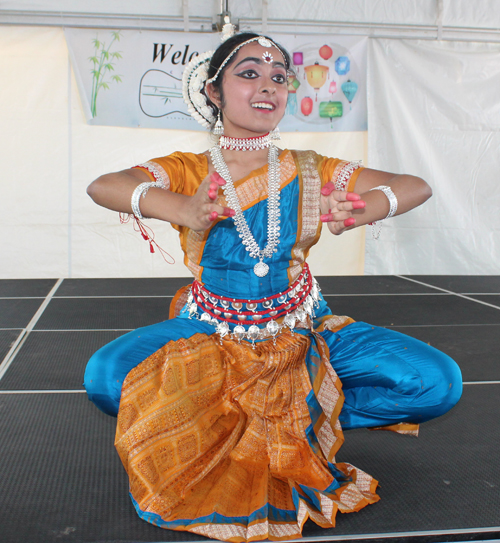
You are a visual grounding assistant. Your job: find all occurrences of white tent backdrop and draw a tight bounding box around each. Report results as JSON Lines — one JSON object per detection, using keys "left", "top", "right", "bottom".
{"left": 1, "top": 1, "right": 499, "bottom": 278}
{"left": 0, "top": 25, "right": 366, "bottom": 279}
{"left": 366, "top": 38, "right": 500, "bottom": 274}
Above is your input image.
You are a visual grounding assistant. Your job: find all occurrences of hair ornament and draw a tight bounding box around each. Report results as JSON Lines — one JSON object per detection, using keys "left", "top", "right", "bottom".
{"left": 257, "top": 37, "right": 272, "bottom": 48}
{"left": 182, "top": 50, "right": 215, "bottom": 128}
{"left": 221, "top": 20, "right": 237, "bottom": 42}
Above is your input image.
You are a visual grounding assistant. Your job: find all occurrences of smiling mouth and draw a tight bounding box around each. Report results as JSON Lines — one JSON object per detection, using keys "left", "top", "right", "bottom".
{"left": 251, "top": 102, "right": 275, "bottom": 111}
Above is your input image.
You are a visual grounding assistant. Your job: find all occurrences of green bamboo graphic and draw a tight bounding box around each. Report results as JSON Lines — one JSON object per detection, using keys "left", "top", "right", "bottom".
{"left": 89, "top": 31, "right": 123, "bottom": 118}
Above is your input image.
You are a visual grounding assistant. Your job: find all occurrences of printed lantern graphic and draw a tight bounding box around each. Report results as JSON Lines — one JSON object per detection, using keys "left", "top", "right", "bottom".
{"left": 341, "top": 80, "right": 358, "bottom": 109}
{"left": 286, "top": 74, "right": 301, "bottom": 115}
{"left": 319, "top": 44, "right": 333, "bottom": 60}
{"left": 329, "top": 81, "right": 337, "bottom": 94}
{"left": 287, "top": 74, "right": 301, "bottom": 93}
{"left": 301, "top": 96, "right": 313, "bottom": 116}
{"left": 293, "top": 52, "right": 303, "bottom": 73}
{"left": 319, "top": 101, "right": 343, "bottom": 119}
{"left": 335, "top": 56, "right": 350, "bottom": 76}
{"left": 319, "top": 101, "right": 343, "bottom": 127}
{"left": 304, "top": 62, "right": 329, "bottom": 101}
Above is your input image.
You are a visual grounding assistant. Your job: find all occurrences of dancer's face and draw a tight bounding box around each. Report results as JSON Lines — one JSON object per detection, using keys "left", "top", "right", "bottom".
{"left": 210, "top": 42, "right": 289, "bottom": 138}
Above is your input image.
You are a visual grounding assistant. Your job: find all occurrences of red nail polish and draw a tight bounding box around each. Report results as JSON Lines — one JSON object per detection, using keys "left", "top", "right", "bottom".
{"left": 213, "top": 172, "right": 225, "bottom": 185}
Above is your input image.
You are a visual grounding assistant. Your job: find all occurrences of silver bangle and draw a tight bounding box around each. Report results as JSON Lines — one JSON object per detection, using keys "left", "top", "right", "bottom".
{"left": 131, "top": 182, "right": 163, "bottom": 219}
{"left": 369, "top": 185, "right": 398, "bottom": 219}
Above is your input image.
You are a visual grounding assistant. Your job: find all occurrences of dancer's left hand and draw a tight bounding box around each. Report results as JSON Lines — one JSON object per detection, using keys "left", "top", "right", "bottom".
{"left": 320, "top": 182, "right": 366, "bottom": 235}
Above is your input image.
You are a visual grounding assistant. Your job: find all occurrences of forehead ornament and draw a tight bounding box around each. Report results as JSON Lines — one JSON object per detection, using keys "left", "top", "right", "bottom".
{"left": 262, "top": 51, "right": 274, "bottom": 64}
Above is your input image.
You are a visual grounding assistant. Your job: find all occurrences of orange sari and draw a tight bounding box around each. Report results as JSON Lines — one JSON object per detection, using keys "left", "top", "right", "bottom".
{"left": 115, "top": 150, "right": 379, "bottom": 542}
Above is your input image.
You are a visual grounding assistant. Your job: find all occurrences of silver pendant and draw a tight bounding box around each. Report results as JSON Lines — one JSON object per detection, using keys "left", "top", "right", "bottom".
{"left": 284, "top": 313, "right": 296, "bottom": 330}
{"left": 254, "top": 261, "right": 269, "bottom": 277}
{"left": 233, "top": 325, "right": 246, "bottom": 342}
{"left": 216, "top": 321, "right": 230, "bottom": 338}
{"left": 266, "top": 320, "right": 279, "bottom": 336}
{"left": 248, "top": 325, "right": 260, "bottom": 341}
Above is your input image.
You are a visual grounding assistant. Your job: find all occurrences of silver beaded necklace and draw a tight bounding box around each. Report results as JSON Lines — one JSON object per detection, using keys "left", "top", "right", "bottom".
{"left": 209, "top": 142, "right": 281, "bottom": 277}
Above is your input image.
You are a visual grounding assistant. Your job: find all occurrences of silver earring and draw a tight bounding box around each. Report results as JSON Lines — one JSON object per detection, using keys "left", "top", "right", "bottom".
{"left": 213, "top": 110, "right": 224, "bottom": 136}
{"left": 270, "top": 126, "right": 281, "bottom": 140}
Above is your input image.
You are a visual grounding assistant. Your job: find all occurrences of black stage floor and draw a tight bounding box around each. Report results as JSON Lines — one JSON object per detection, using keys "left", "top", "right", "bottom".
{"left": 1, "top": 275, "right": 500, "bottom": 543}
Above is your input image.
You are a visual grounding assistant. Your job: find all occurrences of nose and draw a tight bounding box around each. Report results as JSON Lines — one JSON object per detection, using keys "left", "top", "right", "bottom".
{"left": 260, "top": 79, "right": 277, "bottom": 95}
{"left": 262, "top": 69, "right": 282, "bottom": 92}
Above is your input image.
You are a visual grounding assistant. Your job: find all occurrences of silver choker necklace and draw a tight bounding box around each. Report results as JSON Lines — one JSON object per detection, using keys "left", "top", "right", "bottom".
{"left": 209, "top": 143, "right": 281, "bottom": 277}
{"left": 219, "top": 133, "right": 271, "bottom": 151}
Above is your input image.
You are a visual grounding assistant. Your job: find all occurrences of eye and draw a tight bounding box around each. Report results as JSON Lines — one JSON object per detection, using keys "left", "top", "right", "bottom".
{"left": 273, "top": 73, "right": 287, "bottom": 84}
{"left": 237, "top": 69, "right": 259, "bottom": 79}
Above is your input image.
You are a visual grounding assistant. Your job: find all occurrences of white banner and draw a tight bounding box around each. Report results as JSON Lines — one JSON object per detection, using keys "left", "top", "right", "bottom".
{"left": 65, "top": 29, "right": 367, "bottom": 132}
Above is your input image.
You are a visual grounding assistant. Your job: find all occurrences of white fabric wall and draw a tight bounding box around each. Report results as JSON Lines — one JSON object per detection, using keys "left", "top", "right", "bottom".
{"left": 0, "top": 26, "right": 366, "bottom": 279}
{"left": 3, "top": 12, "right": 500, "bottom": 278}
{"left": 4, "top": 0, "right": 500, "bottom": 30}
{"left": 366, "top": 38, "right": 500, "bottom": 274}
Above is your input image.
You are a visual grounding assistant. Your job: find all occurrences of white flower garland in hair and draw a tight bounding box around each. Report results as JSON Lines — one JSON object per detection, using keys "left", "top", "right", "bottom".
{"left": 182, "top": 50, "right": 215, "bottom": 129}
{"left": 221, "top": 22, "right": 237, "bottom": 42}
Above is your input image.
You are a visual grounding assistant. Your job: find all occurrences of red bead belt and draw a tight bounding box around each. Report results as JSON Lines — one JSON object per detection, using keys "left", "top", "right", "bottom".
{"left": 185, "top": 264, "right": 321, "bottom": 344}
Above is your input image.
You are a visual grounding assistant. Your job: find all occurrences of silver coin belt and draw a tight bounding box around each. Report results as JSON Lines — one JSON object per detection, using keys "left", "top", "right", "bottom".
{"left": 183, "top": 264, "right": 321, "bottom": 346}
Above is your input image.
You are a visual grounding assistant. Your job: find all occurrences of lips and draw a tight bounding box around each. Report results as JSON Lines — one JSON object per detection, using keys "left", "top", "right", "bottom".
{"left": 251, "top": 102, "right": 276, "bottom": 111}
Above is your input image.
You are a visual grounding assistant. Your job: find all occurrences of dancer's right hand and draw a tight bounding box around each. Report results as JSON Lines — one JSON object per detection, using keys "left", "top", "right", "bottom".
{"left": 184, "top": 172, "right": 235, "bottom": 232}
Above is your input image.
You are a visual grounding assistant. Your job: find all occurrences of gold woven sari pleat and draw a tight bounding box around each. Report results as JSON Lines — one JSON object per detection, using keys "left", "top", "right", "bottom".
{"left": 115, "top": 331, "right": 379, "bottom": 542}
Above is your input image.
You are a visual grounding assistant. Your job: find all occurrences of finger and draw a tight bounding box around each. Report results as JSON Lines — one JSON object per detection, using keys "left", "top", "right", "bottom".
{"left": 328, "top": 190, "right": 362, "bottom": 202}
{"left": 336, "top": 199, "right": 366, "bottom": 212}
{"left": 346, "top": 192, "right": 361, "bottom": 201}
{"left": 321, "top": 210, "right": 353, "bottom": 223}
{"left": 321, "top": 182, "right": 335, "bottom": 196}
{"left": 326, "top": 216, "right": 356, "bottom": 235}
{"left": 211, "top": 172, "right": 226, "bottom": 186}
{"left": 208, "top": 206, "right": 235, "bottom": 221}
{"left": 222, "top": 207, "right": 235, "bottom": 217}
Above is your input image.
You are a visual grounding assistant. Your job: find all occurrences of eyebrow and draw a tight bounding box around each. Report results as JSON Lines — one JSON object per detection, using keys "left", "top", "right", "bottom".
{"left": 233, "top": 56, "right": 286, "bottom": 70}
